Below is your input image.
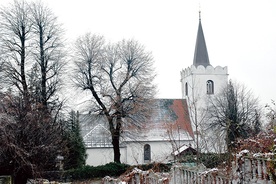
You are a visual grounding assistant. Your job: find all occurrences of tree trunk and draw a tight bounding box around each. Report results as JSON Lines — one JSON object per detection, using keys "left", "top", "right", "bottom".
{"left": 112, "top": 130, "right": 121, "bottom": 163}
{"left": 109, "top": 111, "right": 122, "bottom": 163}
{"left": 14, "top": 172, "right": 28, "bottom": 184}
{"left": 39, "top": 25, "right": 47, "bottom": 109}
{"left": 20, "top": 32, "right": 30, "bottom": 111}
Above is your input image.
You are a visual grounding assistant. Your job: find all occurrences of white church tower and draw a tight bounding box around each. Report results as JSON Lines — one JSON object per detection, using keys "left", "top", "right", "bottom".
{"left": 181, "top": 12, "right": 228, "bottom": 111}
{"left": 180, "top": 12, "right": 228, "bottom": 152}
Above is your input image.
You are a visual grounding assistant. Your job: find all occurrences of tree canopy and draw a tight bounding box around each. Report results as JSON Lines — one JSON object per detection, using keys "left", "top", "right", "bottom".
{"left": 72, "top": 33, "right": 156, "bottom": 163}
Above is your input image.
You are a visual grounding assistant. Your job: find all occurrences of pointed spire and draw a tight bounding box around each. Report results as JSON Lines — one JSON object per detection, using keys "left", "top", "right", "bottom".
{"left": 193, "top": 11, "right": 210, "bottom": 67}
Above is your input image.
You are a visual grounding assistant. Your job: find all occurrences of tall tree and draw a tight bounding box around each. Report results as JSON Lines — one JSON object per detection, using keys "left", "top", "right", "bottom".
{"left": 72, "top": 33, "right": 156, "bottom": 163}
{"left": 0, "top": 0, "right": 32, "bottom": 108}
{"left": 29, "top": 1, "right": 65, "bottom": 111}
{"left": 0, "top": 0, "right": 65, "bottom": 113}
{"left": 208, "top": 80, "right": 261, "bottom": 151}
{"left": 0, "top": 1, "right": 67, "bottom": 183}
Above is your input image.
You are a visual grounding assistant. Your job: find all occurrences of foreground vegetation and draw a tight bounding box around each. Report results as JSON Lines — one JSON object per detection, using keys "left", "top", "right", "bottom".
{"left": 65, "top": 162, "right": 129, "bottom": 181}
{"left": 63, "top": 153, "right": 229, "bottom": 181}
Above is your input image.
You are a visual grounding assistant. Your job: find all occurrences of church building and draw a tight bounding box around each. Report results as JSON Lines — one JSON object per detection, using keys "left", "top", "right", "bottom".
{"left": 81, "top": 12, "right": 229, "bottom": 166}
{"left": 81, "top": 99, "right": 194, "bottom": 166}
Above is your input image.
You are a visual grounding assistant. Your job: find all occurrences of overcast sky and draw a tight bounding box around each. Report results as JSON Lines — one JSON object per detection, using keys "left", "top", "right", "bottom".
{"left": 1, "top": 0, "right": 276, "bottom": 107}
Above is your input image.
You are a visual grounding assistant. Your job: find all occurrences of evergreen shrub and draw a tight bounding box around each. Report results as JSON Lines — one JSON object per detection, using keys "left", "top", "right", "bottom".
{"left": 180, "top": 153, "right": 230, "bottom": 168}
{"left": 65, "top": 162, "right": 129, "bottom": 180}
{"left": 136, "top": 162, "right": 171, "bottom": 172}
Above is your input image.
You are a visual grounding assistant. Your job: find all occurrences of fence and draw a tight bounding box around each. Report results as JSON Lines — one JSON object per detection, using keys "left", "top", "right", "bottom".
{"left": 103, "top": 154, "right": 276, "bottom": 184}
{"left": 170, "top": 164, "right": 230, "bottom": 184}
{"left": 231, "top": 153, "right": 275, "bottom": 184}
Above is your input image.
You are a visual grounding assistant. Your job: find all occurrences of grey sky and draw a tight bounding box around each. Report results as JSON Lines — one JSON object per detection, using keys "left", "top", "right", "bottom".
{"left": 1, "top": 0, "right": 276, "bottom": 106}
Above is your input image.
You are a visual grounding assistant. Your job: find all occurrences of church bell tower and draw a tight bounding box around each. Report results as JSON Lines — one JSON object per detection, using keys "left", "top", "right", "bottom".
{"left": 180, "top": 11, "right": 228, "bottom": 110}
{"left": 180, "top": 11, "right": 229, "bottom": 152}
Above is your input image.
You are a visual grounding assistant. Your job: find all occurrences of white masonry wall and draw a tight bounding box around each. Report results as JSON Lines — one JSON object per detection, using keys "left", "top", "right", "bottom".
{"left": 180, "top": 65, "right": 228, "bottom": 153}
{"left": 181, "top": 65, "right": 228, "bottom": 107}
{"left": 85, "top": 140, "right": 193, "bottom": 166}
{"left": 86, "top": 147, "right": 127, "bottom": 166}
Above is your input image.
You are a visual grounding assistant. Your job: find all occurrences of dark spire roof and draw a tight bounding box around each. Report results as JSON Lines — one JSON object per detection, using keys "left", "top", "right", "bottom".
{"left": 193, "top": 11, "right": 210, "bottom": 67}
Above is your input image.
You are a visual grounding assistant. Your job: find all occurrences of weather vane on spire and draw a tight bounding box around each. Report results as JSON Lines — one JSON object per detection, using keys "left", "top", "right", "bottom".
{"left": 199, "top": 3, "right": 201, "bottom": 21}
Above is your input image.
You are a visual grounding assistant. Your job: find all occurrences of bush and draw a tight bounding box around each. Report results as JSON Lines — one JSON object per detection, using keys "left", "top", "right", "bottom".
{"left": 65, "top": 162, "right": 172, "bottom": 181}
{"left": 65, "top": 162, "right": 129, "bottom": 180}
{"left": 135, "top": 162, "right": 171, "bottom": 172}
{"left": 180, "top": 153, "right": 230, "bottom": 168}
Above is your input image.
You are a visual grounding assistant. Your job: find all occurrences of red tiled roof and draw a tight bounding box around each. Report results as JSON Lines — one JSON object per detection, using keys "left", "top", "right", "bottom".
{"left": 143, "top": 99, "right": 194, "bottom": 140}
{"left": 80, "top": 99, "right": 194, "bottom": 143}
{"left": 170, "top": 99, "right": 194, "bottom": 139}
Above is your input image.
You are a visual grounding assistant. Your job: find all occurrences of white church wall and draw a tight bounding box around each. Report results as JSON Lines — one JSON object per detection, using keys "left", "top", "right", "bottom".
{"left": 86, "top": 147, "right": 127, "bottom": 166}
{"left": 125, "top": 141, "right": 175, "bottom": 165}
{"left": 85, "top": 140, "right": 193, "bottom": 166}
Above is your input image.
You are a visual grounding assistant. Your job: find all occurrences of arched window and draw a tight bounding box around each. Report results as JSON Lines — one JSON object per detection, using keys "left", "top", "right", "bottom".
{"left": 206, "top": 80, "right": 214, "bottom": 94}
{"left": 185, "top": 82, "right": 188, "bottom": 96}
{"left": 144, "top": 144, "right": 151, "bottom": 163}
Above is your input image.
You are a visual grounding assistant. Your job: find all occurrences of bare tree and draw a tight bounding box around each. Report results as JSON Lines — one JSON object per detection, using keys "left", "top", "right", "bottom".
{"left": 0, "top": 0, "right": 32, "bottom": 108}
{"left": 0, "top": 1, "right": 68, "bottom": 182}
{"left": 72, "top": 33, "right": 156, "bottom": 163}
{"left": 207, "top": 80, "right": 261, "bottom": 152}
{"left": 0, "top": 0, "right": 65, "bottom": 113}
{"left": 186, "top": 77, "right": 204, "bottom": 153}
{"left": 184, "top": 76, "right": 214, "bottom": 165}
{"left": 29, "top": 1, "right": 65, "bottom": 111}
